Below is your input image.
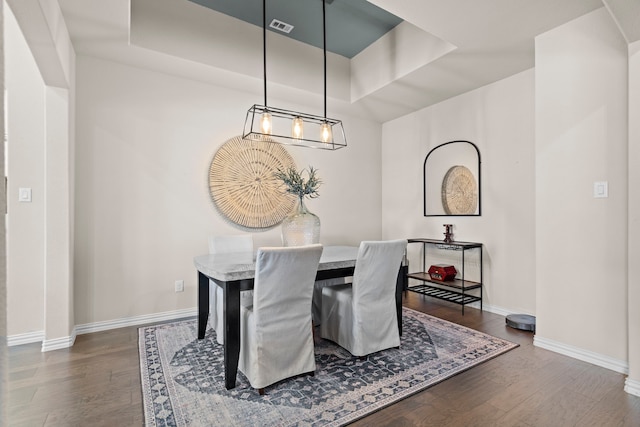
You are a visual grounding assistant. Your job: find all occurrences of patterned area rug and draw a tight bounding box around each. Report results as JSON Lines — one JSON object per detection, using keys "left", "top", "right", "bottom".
{"left": 139, "top": 307, "right": 517, "bottom": 426}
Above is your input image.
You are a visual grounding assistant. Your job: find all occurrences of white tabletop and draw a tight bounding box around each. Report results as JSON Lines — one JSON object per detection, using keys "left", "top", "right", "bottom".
{"left": 194, "top": 245, "right": 359, "bottom": 281}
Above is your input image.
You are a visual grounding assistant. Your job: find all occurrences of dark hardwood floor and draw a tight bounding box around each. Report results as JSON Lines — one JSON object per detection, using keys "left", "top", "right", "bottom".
{"left": 7, "top": 292, "right": 640, "bottom": 426}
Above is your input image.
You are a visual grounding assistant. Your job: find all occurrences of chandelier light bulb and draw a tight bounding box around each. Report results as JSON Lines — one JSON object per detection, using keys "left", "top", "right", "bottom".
{"left": 261, "top": 112, "right": 272, "bottom": 134}
{"left": 292, "top": 117, "right": 304, "bottom": 139}
{"left": 320, "top": 122, "right": 332, "bottom": 143}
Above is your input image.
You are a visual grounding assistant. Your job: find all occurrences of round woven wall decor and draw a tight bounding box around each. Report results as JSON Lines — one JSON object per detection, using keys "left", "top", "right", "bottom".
{"left": 209, "top": 136, "right": 296, "bottom": 229}
{"left": 441, "top": 165, "right": 478, "bottom": 215}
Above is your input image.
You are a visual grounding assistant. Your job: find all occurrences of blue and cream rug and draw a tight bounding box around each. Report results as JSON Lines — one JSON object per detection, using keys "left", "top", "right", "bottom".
{"left": 139, "top": 307, "right": 517, "bottom": 426}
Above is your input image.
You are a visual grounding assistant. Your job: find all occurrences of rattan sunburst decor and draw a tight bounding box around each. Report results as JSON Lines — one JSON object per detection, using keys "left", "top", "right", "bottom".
{"left": 441, "top": 165, "right": 478, "bottom": 215}
{"left": 209, "top": 136, "right": 296, "bottom": 229}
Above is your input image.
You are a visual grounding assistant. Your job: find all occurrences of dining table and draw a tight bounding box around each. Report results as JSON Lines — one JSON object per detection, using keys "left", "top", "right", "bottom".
{"left": 193, "top": 245, "right": 408, "bottom": 389}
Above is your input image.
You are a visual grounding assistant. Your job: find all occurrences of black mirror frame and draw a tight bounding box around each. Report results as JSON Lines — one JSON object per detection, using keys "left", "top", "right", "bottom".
{"left": 423, "top": 140, "right": 482, "bottom": 217}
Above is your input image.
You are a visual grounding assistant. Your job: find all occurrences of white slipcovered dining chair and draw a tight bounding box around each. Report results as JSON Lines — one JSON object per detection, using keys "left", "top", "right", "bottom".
{"left": 238, "top": 244, "right": 323, "bottom": 394}
{"left": 209, "top": 234, "right": 254, "bottom": 345}
{"left": 320, "top": 239, "right": 407, "bottom": 357}
{"left": 312, "top": 276, "right": 350, "bottom": 325}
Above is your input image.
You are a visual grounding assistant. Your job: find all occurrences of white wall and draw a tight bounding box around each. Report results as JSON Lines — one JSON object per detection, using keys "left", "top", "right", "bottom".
{"left": 73, "top": 56, "right": 382, "bottom": 325}
{"left": 0, "top": 2, "right": 7, "bottom": 423}
{"left": 44, "top": 85, "right": 74, "bottom": 346}
{"left": 381, "top": 69, "right": 536, "bottom": 315}
{"left": 6, "top": 0, "right": 76, "bottom": 349}
{"left": 627, "top": 40, "right": 640, "bottom": 392}
{"left": 5, "top": 5, "right": 46, "bottom": 337}
{"left": 534, "top": 9, "right": 628, "bottom": 363}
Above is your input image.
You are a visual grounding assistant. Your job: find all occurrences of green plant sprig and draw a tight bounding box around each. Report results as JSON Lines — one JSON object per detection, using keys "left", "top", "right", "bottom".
{"left": 274, "top": 166, "right": 322, "bottom": 199}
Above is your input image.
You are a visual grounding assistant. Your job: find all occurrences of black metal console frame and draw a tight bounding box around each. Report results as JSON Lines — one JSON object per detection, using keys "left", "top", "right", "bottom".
{"left": 406, "top": 238, "right": 483, "bottom": 315}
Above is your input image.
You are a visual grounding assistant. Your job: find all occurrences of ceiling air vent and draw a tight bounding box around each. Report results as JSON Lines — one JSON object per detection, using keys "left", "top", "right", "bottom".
{"left": 269, "top": 19, "right": 294, "bottom": 34}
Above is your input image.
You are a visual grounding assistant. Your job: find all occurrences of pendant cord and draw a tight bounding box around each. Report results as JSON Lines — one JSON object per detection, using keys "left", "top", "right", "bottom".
{"left": 323, "top": 0, "right": 327, "bottom": 119}
{"left": 263, "top": 0, "right": 267, "bottom": 107}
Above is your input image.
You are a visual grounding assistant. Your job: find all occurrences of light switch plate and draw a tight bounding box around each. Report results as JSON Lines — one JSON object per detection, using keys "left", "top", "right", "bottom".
{"left": 593, "top": 181, "right": 608, "bottom": 198}
{"left": 18, "top": 187, "right": 32, "bottom": 202}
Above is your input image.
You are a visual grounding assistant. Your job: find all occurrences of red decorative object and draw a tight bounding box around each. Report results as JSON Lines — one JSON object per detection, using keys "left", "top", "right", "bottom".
{"left": 428, "top": 264, "right": 457, "bottom": 281}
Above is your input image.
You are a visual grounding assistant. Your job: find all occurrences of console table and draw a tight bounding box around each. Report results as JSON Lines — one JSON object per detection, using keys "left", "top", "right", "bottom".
{"left": 406, "top": 238, "right": 483, "bottom": 314}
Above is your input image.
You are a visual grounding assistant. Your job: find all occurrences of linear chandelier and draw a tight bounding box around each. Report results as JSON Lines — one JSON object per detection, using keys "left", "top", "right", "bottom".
{"left": 242, "top": 0, "right": 347, "bottom": 150}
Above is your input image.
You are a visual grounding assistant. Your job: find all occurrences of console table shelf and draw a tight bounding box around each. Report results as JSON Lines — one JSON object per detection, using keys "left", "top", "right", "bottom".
{"left": 407, "top": 238, "right": 483, "bottom": 314}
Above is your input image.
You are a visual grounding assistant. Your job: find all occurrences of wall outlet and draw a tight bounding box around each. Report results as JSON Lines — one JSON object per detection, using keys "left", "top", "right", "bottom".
{"left": 593, "top": 181, "right": 608, "bottom": 198}
{"left": 175, "top": 280, "right": 184, "bottom": 292}
{"left": 18, "top": 187, "right": 32, "bottom": 202}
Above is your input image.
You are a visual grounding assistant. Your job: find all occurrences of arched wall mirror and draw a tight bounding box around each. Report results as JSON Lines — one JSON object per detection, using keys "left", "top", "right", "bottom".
{"left": 424, "top": 140, "right": 481, "bottom": 216}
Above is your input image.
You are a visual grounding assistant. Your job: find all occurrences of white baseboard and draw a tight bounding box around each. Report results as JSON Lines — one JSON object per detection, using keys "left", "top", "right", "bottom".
{"left": 42, "top": 328, "right": 77, "bottom": 352}
{"left": 75, "top": 307, "right": 198, "bottom": 335}
{"left": 468, "top": 301, "right": 519, "bottom": 317}
{"left": 463, "top": 301, "right": 530, "bottom": 318}
{"left": 8, "top": 307, "right": 198, "bottom": 349}
{"left": 534, "top": 335, "right": 629, "bottom": 375}
{"left": 7, "top": 330, "right": 45, "bottom": 347}
{"left": 624, "top": 378, "right": 640, "bottom": 397}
